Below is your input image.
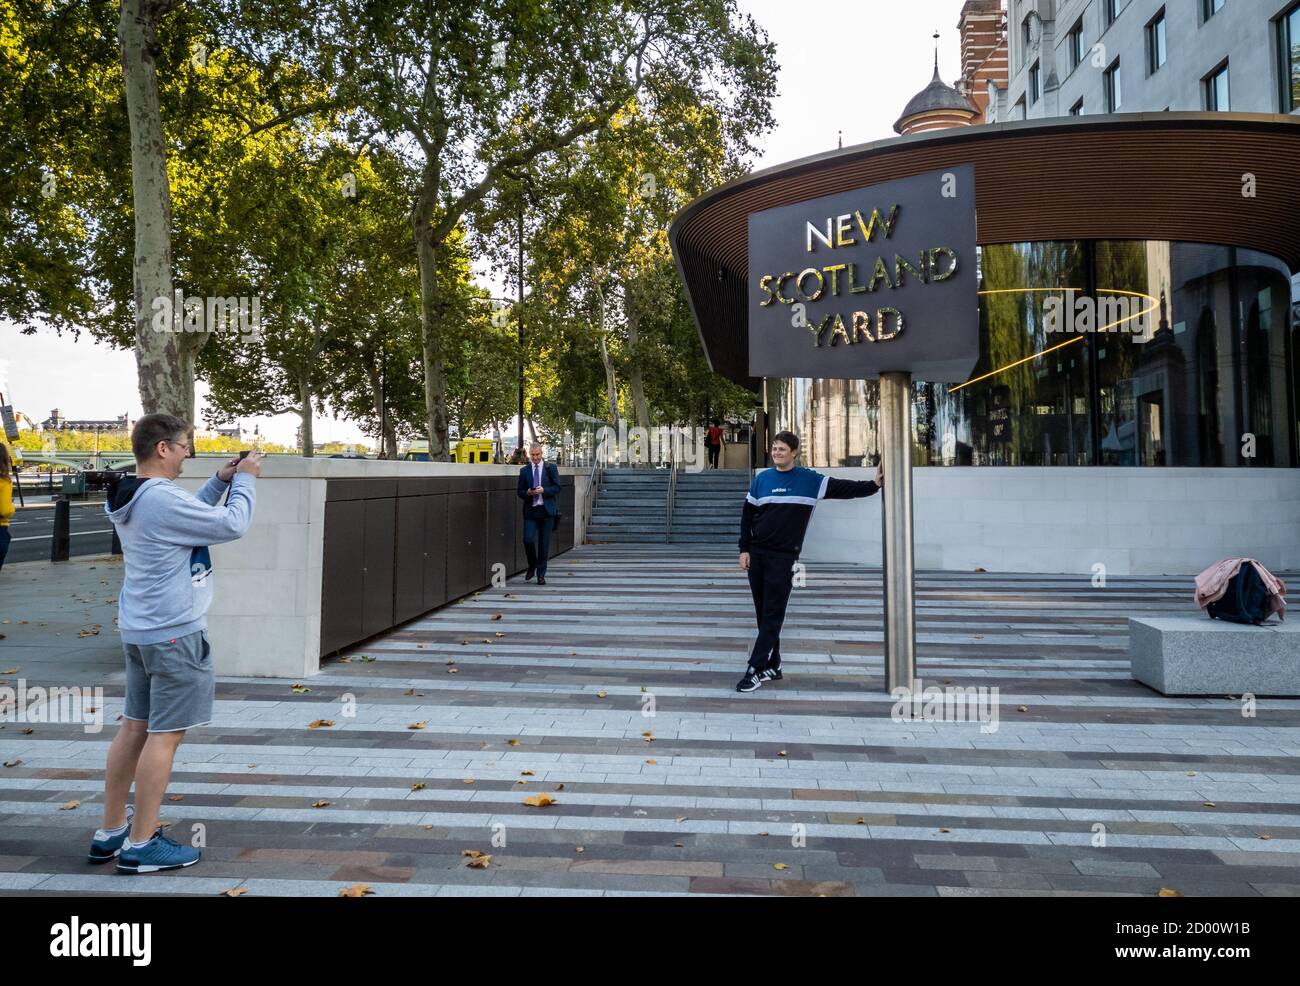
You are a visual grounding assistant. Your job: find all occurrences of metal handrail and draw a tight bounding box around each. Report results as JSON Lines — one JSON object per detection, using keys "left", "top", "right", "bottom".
{"left": 665, "top": 431, "right": 679, "bottom": 543}
{"left": 580, "top": 440, "right": 605, "bottom": 543}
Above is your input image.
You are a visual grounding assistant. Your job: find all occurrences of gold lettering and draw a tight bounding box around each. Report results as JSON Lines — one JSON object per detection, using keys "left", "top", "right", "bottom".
{"left": 867, "top": 257, "right": 892, "bottom": 292}
{"left": 854, "top": 204, "right": 901, "bottom": 242}
{"left": 835, "top": 214, "right": 854, "bottom": 247}
{"left": 828, "top": 313, "right": 852, "bottom": 346}
{"left": 797, "top": 268, "right": 825, "bottom": 302}
{"left": 893, "top": 253, "right": 926, "bottom": 288}
{"left": 758, "top": 274, "right": 776, "bottom": 306}
{"left": 774, "top": 272, "right": 797, "bottom": 304}
{"left": 876, "top": 307, "right": 904, "bottom": 340}
{"left": 929, "top": 247, "right": 958, "bottom": 281}
{"left": 852, "top": 310, "right": 873, "bottom": 342}
{"left": 823, "top": 263, "right": 846, "bottom": 295}
{"left": 808, "top": 312, "right": 834, "bottom": 346}
{"left": 846, "top": 262, "right": 867, "bottom": 294}
{"left": 806, "top": 220, "right": 832, "bottom": 252}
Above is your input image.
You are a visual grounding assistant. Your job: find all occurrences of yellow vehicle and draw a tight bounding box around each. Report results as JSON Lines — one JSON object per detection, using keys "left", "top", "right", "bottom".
{"left": 452, "top": 438, "right": 495, "bottom": 464}
{"left": 400, "top": 439, "right": 495, "bottom": 463}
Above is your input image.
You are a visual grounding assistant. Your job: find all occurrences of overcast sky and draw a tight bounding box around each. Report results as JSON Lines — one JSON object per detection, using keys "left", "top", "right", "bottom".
{"left": 0, "top": 0, "right": 969, "bottom": 446}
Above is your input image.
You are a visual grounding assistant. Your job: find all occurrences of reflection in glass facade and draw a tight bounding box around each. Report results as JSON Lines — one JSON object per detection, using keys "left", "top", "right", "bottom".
{"left": 765, "top": 241, "right": 1298, "bottom": 468}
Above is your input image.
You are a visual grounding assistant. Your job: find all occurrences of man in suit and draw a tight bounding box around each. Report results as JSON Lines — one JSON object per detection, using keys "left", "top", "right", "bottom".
{"left": 517, "top": 442, "right": 560, "bottom": 584}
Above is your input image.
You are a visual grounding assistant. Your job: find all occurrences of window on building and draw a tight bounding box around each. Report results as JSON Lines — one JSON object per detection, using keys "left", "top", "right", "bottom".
{"left": 1013, "top": 95, "right": 1026, "bottom": 120}
{"left": 1104, "top": 60, "right": 1122, "bottom": 111}
{"left": 1029, "top": 61, "right": 1040, "bottom": 103}
{"left": 1204, "top": 61, "right": 1229, "bottom": 109}
{"left": 1069, "top": 19, "right": 1085, "bottom": 69}
{"left": 1146, "top": 10, "right": 1167, "bottom": 75}
{"left": 1279, "top": 2, "right": 1300, "bottom": 111}
{"left": 1105, "top": 0, "right": 1126, "bottom": 28}
{"left": 1070, "top": 98, "right": 1084, "bottom": 115}
{"left": 1202, "top": 0, "right": 1226, "bottom": 22}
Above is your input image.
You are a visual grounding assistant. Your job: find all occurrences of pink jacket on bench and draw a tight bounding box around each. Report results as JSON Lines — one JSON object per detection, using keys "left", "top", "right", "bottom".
{"left": 1194, "top": 557, "right": 1287, "bottom": 620}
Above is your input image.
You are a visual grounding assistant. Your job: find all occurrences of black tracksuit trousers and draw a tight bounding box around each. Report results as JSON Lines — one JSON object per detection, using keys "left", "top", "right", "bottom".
{"left": 746, "top": 548, "right": 796, "bottom": 671}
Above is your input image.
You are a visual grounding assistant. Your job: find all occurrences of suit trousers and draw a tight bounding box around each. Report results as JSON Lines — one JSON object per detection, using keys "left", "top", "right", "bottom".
{"left": 746, "top": 548, "right": 795, "bottom": 670}
{"left": 522, "top": 503, "right": 553, "bottom": 575}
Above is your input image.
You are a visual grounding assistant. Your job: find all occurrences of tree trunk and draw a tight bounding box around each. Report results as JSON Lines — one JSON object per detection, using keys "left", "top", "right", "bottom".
{"left": 363, "top": 348, "right": 395, "bottom": 458}
{"left": 625, "top": 289, "right": 650, "bottom": 430}
{"left": 299, "top": 375, "right": 314, "bottom": 457}
{"left": 593, "top": 279, "right": 619, "bottom": 426}
{"left": 413, "top": 174, "right": 450, "bottom": 460}
{"left": 118, "top": 0, "right": 200, "bottom": 421}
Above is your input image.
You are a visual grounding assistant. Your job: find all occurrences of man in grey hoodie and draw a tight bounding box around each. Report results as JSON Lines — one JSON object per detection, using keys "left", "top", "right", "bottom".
{"left": 89, "top": 413, "right": 261, "bottom": 873}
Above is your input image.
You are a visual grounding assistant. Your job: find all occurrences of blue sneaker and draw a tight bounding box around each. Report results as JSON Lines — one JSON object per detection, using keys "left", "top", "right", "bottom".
{"left": 116, "top": 828, "right": 200, "bottom": 874}
{"left": 87, "top": 805, "right": 135, "bottom": 864}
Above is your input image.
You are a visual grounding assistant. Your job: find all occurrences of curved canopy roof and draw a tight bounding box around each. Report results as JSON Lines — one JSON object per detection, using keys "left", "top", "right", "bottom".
{"left": 668, "top": 113, "right": 1300, "bottom": 388}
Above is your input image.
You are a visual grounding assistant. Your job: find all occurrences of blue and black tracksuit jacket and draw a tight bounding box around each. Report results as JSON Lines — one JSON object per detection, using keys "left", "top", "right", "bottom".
{"left": 738, "top": 466, "right": 880, "bottom": 559}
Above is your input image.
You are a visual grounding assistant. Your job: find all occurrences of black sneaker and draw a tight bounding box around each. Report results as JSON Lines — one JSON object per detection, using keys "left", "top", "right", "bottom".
{"left": 525, "top": 566, "right": 536, "bottom": 580}
{"left": 757, "top": 664, "right": 783, "bottom": 683}
{"left": 537, "top": 575, "right": 546, "bottom": 585}
{"left": 736, "top": 669, "right": 763, "bottom": 693}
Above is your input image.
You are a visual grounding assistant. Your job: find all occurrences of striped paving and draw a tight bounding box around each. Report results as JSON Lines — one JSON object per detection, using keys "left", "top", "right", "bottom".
{"left": 2, "top": 543, "right": 1300, "bottom": 897}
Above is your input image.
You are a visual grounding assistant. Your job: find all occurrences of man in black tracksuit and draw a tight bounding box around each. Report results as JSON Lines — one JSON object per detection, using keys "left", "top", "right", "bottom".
{"left": 736, "top": 430, "right": 883, "bottom": 693}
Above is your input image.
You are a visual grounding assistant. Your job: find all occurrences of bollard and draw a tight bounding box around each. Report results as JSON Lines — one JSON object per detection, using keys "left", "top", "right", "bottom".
{"left": 51, "top": 496, "right": 71, "bottom": 562}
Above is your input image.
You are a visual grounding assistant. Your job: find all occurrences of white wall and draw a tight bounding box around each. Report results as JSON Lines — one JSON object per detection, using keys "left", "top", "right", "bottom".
{"left": 799, "top": 466, "right": 1300, "bottom": 575}
{"left": 177, "top": 457, "right": 587, "bottom": 678}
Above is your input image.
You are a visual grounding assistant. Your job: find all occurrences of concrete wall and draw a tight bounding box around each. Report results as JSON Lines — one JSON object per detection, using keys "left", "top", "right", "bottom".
{"left": 1004, "top": 0, "right": 1290, "bottom": 119}
{"left": 177, "top": 457, "right": 587, "bottom": 678}
{"left": 799, "top": 466, "right": 1300, "bottom": 575}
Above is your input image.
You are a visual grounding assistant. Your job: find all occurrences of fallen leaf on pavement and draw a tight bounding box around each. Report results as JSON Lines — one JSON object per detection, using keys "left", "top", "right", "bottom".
{"left": 60, "top": 800, "right": 80, "bottom": 810}
{"left": 312, "top": 800, "right": 330, "bottom": 808}
{"left": 339, "top": 884, "right": 374, "bottom": 897}
{"left": 523, "top": 793, "right": 556, "bottom": 808}
{"left": 221, "top": 887, "right": 249, "bottom": 897}
{"left": 308, "top": 719, "right": 335, "bottom": 729}
{"left": 408, "top": 722, "right": 427, "bottom": 730}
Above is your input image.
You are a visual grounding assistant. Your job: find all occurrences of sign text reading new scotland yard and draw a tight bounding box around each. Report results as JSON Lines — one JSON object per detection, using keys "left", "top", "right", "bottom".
{"left": 747, "top": 165, "right": 979, "bottom": 382}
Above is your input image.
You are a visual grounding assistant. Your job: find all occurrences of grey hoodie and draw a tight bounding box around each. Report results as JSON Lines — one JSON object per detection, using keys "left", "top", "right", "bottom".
{"left": 105, "top": 471, "right": 255, "bottom": 645}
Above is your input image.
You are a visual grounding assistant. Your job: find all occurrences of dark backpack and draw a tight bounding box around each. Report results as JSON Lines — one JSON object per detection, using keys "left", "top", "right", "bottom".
{"left": 1206, "top": 563, "right": 1275, "bottom": 625}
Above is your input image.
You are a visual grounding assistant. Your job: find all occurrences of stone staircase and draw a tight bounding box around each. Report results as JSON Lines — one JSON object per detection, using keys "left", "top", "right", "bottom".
{"left": 668, "top": 468, "right": 749, "bottom": 543}
{"left": 584, "top": 468, "right": 670, "bottom": 543}
{"left": 586, "top": 466, "right": 751, "bottom": 543}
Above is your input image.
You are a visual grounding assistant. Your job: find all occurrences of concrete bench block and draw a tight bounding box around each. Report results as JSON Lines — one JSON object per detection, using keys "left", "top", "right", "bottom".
{"left": 1129, "top": 616, "right": 1300, "bottom": 696}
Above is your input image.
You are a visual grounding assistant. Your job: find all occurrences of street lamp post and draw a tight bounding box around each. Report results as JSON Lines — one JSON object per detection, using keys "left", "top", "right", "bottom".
{"left": 517, "top": 190, "right": 525, "bottom": 456}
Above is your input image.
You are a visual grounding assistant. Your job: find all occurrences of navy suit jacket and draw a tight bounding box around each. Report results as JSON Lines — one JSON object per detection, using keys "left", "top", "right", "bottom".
{"left": 517, "top": 461, "right": 560, "bottom": 517}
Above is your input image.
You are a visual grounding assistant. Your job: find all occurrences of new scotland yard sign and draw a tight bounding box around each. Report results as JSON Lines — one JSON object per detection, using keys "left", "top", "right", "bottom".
{"left": 747, "top": 165, "right": 978, "bottom": 382}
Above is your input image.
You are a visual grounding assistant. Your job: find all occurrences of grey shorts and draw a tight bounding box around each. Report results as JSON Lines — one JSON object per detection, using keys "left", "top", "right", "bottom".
{"left": 122, "top": 629, "right": 214, "bottom": 733}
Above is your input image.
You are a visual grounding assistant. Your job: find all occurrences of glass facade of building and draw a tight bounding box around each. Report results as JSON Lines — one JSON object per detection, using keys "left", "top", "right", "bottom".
{"left": 765, "top": 241, "right": 1298, "bottom": 468}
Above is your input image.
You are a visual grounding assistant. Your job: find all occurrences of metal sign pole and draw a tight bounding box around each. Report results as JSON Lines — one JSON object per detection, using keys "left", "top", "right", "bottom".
{"left": 879, "top": 371, "right": 916, "bottom": 692}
